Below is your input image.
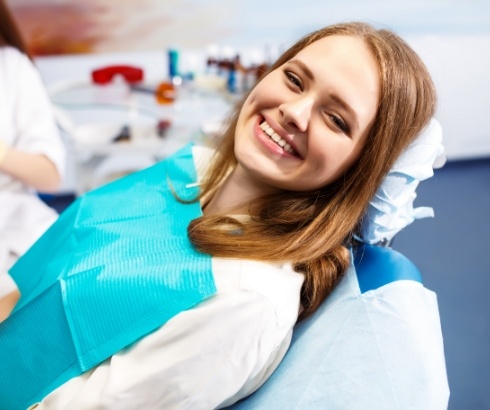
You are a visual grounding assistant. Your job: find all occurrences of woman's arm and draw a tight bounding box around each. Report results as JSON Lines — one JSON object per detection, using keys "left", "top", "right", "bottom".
{"left": 33, "top": 291, "right": 288, "bottom": 409}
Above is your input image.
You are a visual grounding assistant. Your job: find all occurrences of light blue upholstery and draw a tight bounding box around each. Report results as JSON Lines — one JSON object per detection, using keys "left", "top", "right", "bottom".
{"left": 228, "top": 244, "right": 449, "bottom": 409}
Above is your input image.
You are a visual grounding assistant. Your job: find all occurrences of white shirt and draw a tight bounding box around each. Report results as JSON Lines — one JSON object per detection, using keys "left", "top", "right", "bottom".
{"left": 0, "top": 47, "right": 66, "bottom": 296}
{"left": 32, "top": 259, "right": 304, "bottom": 410}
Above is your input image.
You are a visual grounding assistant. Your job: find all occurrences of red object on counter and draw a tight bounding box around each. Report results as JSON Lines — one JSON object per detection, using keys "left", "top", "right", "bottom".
{"left": 91, "top": 65, "right": 144, "bottom": 85}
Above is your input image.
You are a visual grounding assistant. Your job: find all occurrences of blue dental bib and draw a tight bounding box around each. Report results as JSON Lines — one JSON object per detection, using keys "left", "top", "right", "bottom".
{"left": 0, "top": 144, "right": 216, "bottom": 409}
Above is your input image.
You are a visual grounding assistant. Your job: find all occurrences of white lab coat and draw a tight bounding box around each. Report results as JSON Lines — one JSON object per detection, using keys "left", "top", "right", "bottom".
{"left": 0, "top": 47, "right": 66, "bottom": 297}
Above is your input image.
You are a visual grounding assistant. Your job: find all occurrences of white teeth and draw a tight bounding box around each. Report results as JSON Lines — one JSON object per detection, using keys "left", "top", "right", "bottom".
{"left": 260, "top": 121, "right": 296, "bottom": 155}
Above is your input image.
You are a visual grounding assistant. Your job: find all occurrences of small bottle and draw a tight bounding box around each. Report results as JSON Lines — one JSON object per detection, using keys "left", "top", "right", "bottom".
{"left": 167, "top": 47, "right": 181, "bottom": 84}
{"left": 206, "top": 44, "right": 220, "bottom": 76}
{"left": 226, "top": 54, "right": 249, "bottom": 94}
{"left": 244, "top": 48, "right": 264, "bottom": 90}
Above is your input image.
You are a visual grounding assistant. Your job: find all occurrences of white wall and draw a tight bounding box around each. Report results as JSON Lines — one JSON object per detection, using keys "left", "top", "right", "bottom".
{"left": 408, "top": 34, "right": 490, "bottom": 160}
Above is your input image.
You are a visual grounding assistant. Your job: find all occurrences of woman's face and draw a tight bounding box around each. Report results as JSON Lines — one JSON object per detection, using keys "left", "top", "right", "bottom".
{"left": 234, "top": 35, "right": 380, "bottom": 193}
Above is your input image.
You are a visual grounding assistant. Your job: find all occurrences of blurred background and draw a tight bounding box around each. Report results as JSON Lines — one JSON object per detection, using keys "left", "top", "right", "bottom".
{"left": 8, "top": 0, "right": 490, "bottom": 408}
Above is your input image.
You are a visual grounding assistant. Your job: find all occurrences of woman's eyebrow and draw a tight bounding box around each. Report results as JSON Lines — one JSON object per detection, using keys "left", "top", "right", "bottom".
{"left": 289, "top": 59, "right": 314, "bottom": 80}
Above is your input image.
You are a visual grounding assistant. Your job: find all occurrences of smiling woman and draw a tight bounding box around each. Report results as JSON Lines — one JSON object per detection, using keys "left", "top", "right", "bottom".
{"left": 0, "top": 21, "right": 442, "bottom": 409}
{"left": 192, "top": 22, "right": 436, "bottom": 319}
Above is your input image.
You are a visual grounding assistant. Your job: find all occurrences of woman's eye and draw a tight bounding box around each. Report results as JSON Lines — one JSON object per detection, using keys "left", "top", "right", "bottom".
{"left": 330, "top": 114, "right": 349, "bottom": 134}
{"left": 284, "top": 71, "right": 303, "bottom": 90}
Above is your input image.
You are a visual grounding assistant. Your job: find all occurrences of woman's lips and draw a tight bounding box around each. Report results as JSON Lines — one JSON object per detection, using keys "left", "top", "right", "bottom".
{"left": 258, "top": 119, "right": 301, "bottom": 158}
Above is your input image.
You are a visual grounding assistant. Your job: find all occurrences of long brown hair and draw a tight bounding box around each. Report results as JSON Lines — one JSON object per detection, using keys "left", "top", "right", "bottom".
{"left": 0, "top": 0, "right": 30, "bottom": 57}
{"left": 188, "top": 22, "right": 436, "bottom": 319}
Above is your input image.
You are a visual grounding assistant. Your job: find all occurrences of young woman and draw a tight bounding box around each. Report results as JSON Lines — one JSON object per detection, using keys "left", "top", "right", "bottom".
{"left": 0, "top": 0, "right": 66, "bottom": 321}
{"left": 0, "top": 22, "right": 436, "bottom": 409}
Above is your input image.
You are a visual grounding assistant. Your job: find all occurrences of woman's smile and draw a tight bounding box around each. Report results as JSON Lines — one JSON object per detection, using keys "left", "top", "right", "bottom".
{"left": 254, "top": 117, "right": 302, "bottom": 159}
{"left": 259, "top": 120, "right": 300, "bottom": 157}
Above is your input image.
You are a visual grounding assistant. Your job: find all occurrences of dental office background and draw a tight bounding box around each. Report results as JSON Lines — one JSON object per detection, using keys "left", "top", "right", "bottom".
{"left": 10, "top": 0, "right": 490, "bottom": 161}
{"left": 8, "top": 0, "right": 490, "bottom": 409}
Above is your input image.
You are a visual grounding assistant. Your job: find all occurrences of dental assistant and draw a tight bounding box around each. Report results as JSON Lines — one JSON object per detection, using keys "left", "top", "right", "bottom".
{"left": 0, "top": 0, "right": 66, "bottom": 321}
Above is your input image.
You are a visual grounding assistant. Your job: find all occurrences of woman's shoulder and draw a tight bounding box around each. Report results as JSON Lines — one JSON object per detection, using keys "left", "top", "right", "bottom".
{"left": 192, "top": 143, "right": 215, "bottom": 179}
{"left": 192, "top": 143, "right": 215, "bottom": 160}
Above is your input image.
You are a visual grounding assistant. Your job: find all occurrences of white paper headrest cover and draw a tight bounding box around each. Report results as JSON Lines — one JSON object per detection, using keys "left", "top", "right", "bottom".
{"left": 360, "top": 119, "right": 445, "bottom": 244}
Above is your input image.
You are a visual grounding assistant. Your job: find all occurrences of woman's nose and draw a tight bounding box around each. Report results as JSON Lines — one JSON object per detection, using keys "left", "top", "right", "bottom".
{"left": 279, "top": 97, "right": 314, "bottom": 132}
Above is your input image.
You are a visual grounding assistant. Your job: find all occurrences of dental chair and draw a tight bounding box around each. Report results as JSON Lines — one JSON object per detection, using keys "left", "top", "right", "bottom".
{"left": 229, "top": 119, "right": 450, "bottom": 409}
{"left": 229, "top": 242, "right": 449, "bottom": 409}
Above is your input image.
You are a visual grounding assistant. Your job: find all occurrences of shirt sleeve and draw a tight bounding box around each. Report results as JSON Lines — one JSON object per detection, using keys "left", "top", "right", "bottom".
{"left": 10, "top": 49, "right": 66, "bottom": 179}
{"left": 34, "top": 290, "right": 290, "bottom": 410}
